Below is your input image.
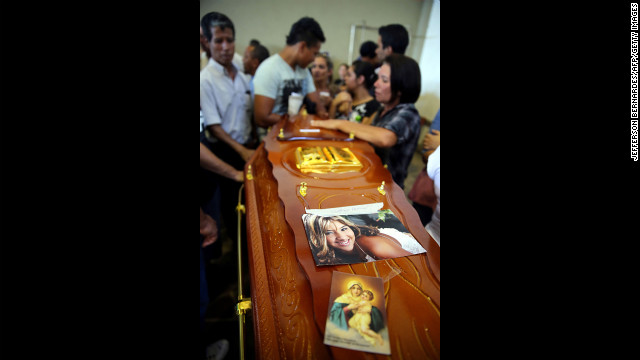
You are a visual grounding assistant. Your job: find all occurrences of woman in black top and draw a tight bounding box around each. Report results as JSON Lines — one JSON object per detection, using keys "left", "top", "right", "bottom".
{"left": 329, "top": 60, "right": 380, "bottom": 124}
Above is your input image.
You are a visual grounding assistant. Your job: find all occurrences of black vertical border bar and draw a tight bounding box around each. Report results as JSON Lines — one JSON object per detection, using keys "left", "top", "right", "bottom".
{"left": 632, "top": 3, "right": 639, "bottom": 162}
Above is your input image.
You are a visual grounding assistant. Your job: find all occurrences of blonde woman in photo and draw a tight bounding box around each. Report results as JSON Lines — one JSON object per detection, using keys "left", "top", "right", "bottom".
{"left": 302, "top": 214, "right": 424, "bottom": 266}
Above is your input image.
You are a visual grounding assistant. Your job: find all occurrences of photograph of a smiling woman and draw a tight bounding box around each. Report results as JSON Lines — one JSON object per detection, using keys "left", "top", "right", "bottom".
{"left": 301, "top": 213, "right": 426, "bottom": 266}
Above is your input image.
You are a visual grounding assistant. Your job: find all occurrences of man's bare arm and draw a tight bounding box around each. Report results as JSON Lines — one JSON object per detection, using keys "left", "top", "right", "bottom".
{"left": 306, "top": 91, "right": 328, "bottom": 118}
{"left": 200, "top": 142, "right": 244, "bottom": 182}
{"left": 254, "top": 95, "right": 282, "bottom": 128}
{"left": 207, "top": 124, "right": 255, "bottom": 162}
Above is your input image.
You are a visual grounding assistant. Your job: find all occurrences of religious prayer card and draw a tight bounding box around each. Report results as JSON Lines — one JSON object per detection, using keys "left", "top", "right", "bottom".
{"left": 324, "top": 271, "right": 391, "bottom": 355}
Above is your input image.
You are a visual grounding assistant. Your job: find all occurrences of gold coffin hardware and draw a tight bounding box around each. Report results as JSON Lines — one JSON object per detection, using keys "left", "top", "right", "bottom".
{"left": 299, "top": 182, "right": 308, "bottom": 197}
{"left": 294, "top": 146, "right": 363, "bottom": 174}
{"left": 236, "top": 298, "right": 252, "bottom": 315}
{"left": 378, "top": 181, "right": 386, "bottom": 195}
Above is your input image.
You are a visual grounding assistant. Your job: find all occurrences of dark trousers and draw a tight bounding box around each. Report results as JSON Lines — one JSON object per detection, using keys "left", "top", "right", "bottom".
{"left": 412, "top": 202, "right": 433, "bottom": 227}
{"left": 200, "top": 136, "right": 223, "bottom": 262}
{"left": 200, "top": 237, "right": 209, "bottom": 359}
{"left": 201, "top": 136, "right": 250, "bottom": 298}
{"left": 208, "top": 140, "right": 245, "bottom": 245}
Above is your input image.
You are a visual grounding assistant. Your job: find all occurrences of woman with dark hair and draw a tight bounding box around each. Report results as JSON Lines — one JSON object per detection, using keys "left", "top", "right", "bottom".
{"left": 328, "top": 60, "right": 380, "bottom": 125}
{"left": 311, "top": 54, "right": 422, "bottom": 189}
{"left": 334, "top": 63, "right": 348, "bottom": 88}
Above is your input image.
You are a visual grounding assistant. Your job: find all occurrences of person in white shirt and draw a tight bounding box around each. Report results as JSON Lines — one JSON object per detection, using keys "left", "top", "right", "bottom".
{"left": 425, "top": 146, "right": 440, "bottom": 245}
{"left": 200, "top": 12, "right": 255, "bottom": 161}
{"left": 200, "top": 25, "right": 244, "bottom": 73}
{"left": 241, "top": 40, "right": 270, "bottom": 141}
{"left": 253, "top": 17, "right": 329, "bottom": 132}
{"left": 241, "top": 39, "right": 270, "bottom": 100}
{"left": 200, "top": 12, "right": 254, "bottom": 279}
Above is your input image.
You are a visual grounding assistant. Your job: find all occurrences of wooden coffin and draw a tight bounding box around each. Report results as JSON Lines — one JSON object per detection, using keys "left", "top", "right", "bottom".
{"left": 244, "top": 114, "right": 440, "bottom": 359}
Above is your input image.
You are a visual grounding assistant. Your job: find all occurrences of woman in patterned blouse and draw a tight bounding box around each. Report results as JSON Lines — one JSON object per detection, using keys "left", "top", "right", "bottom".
{"left": 311, "top": 54, "right": 422, "bottom": 188}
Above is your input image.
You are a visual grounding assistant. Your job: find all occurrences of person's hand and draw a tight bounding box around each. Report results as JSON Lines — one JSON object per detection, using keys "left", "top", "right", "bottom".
{"left": 423, "top": 129, "right": 440, "bottom": 151}
{"left": 240, "top": 147, "right": 255, "bottom": 162}
{"left": 332, "top": 92, "right": 352, "bottom": 116}
{"left": 333, "top": 91, "right": 352, "bottom": 106}
{"left": 234, "top": 170, "right": 244, "bottom": 183}
{"left": 316, "top": 108, "right": 329, "bottom": 119}
{"left": 314, "top": 98, "right": 330, "bottom": 119}
{"left": 310, "top": 119, "right": 343, "bottom": 130}
{"left": 319, "top": 94, "right": 333, "bottom": 108}
{"left": 200, "top": 213, "right": 218, "bottom": 247}
{"left": 422, "top": 149, "right": 435, "bottom": 164}
{"left": 338, "top": 101, "right": 351, "bottom": 115}
{"left": 328, "top": 91, "right": 351, "bottom": 118}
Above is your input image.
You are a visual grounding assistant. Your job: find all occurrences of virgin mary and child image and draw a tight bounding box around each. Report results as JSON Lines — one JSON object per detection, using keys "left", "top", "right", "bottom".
{"left": 324, "top": 272, "right": 391, "bottom": 355}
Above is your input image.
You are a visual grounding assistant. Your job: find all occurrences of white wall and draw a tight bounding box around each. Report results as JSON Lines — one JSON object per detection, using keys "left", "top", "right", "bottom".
{"left": 200, "top": 0, "right": 440, "bottom": 119}
{"left": 414, "top": 0, "right": 440, "bottom": 121}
